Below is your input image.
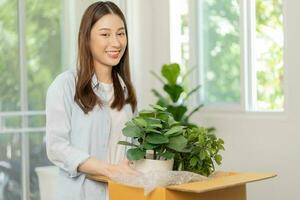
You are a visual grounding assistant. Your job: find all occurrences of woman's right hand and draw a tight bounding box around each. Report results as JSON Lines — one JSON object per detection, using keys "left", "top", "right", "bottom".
{"left": 78, "top": 157, "right": 140, "bottom": 178}
{"left": 102, "top": 159, "right": 141, "bottom": 179}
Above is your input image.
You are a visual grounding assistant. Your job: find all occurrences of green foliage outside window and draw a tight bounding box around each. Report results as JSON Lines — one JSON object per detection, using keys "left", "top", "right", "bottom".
{"left": 201, "top": 0, "right": 241, "bottom": 104}
{"left": 0, "top": 0, "right": 61, "bottom": 123}
{"left": 256, "top": 0, "right": 284, "bottom": 110}
{"left": 199, "top": 0, "right": 283, "bottom": 110}
{"left": 0, "top": 0, "right": 20, "bottom": 111}
{"left": 0, "top": 1, "right": 61, "bottom": 199}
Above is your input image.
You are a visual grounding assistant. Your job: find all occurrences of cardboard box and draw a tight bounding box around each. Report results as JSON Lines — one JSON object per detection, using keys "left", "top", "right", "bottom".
{"left": 88, "top": 172, "right": 276, "bottom": 200}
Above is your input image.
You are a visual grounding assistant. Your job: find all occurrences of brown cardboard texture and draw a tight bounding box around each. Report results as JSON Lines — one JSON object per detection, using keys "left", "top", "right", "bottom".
{"left": 88, "top": 172, "right": 276, "bottom": 200}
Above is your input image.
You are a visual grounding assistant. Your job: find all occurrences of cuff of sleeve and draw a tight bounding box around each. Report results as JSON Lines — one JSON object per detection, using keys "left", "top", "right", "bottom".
{"left": 67, "top": 152, "right": 90, "bottom": 178}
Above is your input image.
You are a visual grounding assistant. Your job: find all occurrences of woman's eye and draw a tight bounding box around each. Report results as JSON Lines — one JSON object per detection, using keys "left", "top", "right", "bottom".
{"left": 117, "top": 32, "right": 125, "bottom": 36}
{"left": 100, "top": 33, "right": 110, "bottom": 37}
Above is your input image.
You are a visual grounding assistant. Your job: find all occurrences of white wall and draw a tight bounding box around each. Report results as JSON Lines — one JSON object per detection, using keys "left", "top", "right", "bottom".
{"left": 126, "top": 0, "right": 170, "bottom": 110}
{"left": 128, "top": 0, "right": 300, "bottom": 199}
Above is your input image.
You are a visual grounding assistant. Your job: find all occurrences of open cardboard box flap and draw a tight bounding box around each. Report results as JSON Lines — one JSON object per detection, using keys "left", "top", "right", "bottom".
{"left": 88, "top": 171, "right": 276, "bottom": 194}
{"left": 166, "top": 172, "right": 276, "bottom": 193}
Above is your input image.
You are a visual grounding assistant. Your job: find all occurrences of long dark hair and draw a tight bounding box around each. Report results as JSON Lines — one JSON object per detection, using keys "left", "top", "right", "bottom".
{"left": 75, "top": 1, "right": 137, "bottom": 114}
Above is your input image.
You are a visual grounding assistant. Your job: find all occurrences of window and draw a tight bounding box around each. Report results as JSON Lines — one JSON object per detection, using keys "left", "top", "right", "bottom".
{"left": 170, "top": 0, "right": 284, "bottom": 112}
{"left": 252, "top": 0, "right": 284, "bottom": 111}
{"left": 198, "top": 0, "right": 241, "bottom": 106}
{"left": 0, "top": 0, "right": 62, "bottom": 199}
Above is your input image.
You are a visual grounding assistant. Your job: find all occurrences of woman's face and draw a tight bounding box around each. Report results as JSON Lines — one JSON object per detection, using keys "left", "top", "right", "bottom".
{"left": 90, "top": 14, "right": 127, "bottom": 68}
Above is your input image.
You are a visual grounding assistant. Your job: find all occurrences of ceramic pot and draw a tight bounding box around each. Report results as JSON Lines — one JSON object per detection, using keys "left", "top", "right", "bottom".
{"left": 132, "top": 159, "right": 174, "bottom": 173}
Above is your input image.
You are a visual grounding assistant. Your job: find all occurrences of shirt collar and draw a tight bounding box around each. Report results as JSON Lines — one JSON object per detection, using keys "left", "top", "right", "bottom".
{"left": 91, "top": 73, "right": 126, "bottom": 91}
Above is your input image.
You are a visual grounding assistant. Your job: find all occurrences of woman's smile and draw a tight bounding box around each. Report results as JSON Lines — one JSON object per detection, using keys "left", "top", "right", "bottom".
{"left": 106, "top": 50, "right": 121, "bottom": 59}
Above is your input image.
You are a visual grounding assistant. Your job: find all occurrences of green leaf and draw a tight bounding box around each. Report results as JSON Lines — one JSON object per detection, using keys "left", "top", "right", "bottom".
{"left": 218, "top": 138, "right": 225, "bottom": 145}
{"left": 208, "top": 133, "right": 216, "bottom": 140}
{"left": 157, "top": 99, "right": 168, "bottom": 108}
{"left": 219, "top": 144, "right": 225, "bottom": 151}
{"left": 125, "top": 120, "right": 136, "bottom": 127}
{"left": 179, "top": 146, "right": 192, "bottom": 153}
{"left": 146, "top": 133, "right": 169, "bottom": 144}
{"left": 214, "top": 154, "right": 222, "bottom": 165}
{"left": 158, "top": 151, "right": 175, "bottom": 160}
{"left": 133, "top": 118, "right": 147, "bottom": 127}
{"left": 143, "top": 142, "right": 158, "bottom": 150}
{"left": 198, "top": 134, "right": 205, "bottom": 145}
{"left": 144, "top": 117, "right": 162, "bottom": 128}
{"left": 168, "top": 116, "right": 179, "bottom": 127}
{"left": 127, "top": 148, "right": 146, "bottom": 160}
{"left": 150, "top": 104, "right": 167, "bottom": 111}
{"left": 148, "top": 124, "right": 162, "bottom": 129}
{"left": 189, "top": 156, "right": 198, "bottom": 167}
{"left": 145, "top": 128, "right": 161, "bottom": 134}
{"left": 138, "top": 110, "right": 155, "bottom": 118}
{"left": 167, "top": 105, "right": 187, "bottom": 121}
{"left": 164, "top": 126, "right": 184, "bottom": 136}
{"left": 122, "top": 126, "right": 143, "bottom": 137}
{"left": 156, "top": 111, "right": 171, "bottom": 122}
{"left": 199, "top": 150, "right": 206, "bottom": 160}
{"left": 117, "top": 141, "right": 138, "bottom": 147}
{"left": 161, "top": 63, "right": 180, "bottom": 85}
{"left": 167, "top": 135, "right": 187, "bottom": 151}
{"left": 197, "top": 159, "right": 203, "bottom": 168}
{"left": 163, "top": 84, "right": 184, "bottom": 102}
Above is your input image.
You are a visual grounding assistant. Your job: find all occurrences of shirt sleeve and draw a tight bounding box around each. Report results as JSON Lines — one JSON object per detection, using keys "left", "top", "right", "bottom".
{"left": 45, "top": 73, "right": 90, "bottom": 178}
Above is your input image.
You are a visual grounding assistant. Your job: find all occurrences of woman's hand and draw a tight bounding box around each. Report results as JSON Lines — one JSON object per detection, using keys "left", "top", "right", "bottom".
{"left": 78, "top": 157, "right": 140, "bottom": 178}
{"left": 103, "top": 159, "right": 140, "bottom": 179}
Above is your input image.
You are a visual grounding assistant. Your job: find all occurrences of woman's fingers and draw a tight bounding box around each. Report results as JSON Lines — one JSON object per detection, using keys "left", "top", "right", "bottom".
{"left": 123, "top": 166, "right": 141, "bottom": 176}
{"left": 119, "top": 159, "right": 142, "bottom": 176}
{"left": 120, "top": 159, "right": 133, "bottom": 166}
{"left": 107, "top": 159, "right": 143, "bottom": 179}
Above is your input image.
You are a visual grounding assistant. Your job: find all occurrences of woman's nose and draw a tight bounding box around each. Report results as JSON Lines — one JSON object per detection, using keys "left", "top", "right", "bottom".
{"left": 110, "top": 35, "right": 121, "bottom": 47}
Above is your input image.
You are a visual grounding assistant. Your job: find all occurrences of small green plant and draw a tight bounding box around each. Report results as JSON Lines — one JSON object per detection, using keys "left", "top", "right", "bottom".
{"left": 151, "top": 63, "right": 209, "bottom": 129}
{"left": 118, "top": 104, "right": 188, "bottom": 160}
{"left": 174, "top": 127, "right": 225, "bottom": 176}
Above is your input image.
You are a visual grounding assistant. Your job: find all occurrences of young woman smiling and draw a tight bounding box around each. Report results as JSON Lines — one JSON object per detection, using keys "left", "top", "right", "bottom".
{"left": 46, "top": 1, "right": 138, "bottom": 200}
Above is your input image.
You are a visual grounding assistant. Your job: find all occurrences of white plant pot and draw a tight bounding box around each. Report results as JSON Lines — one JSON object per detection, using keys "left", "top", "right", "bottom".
{"left": 132, "top": 159, "right": 174, "bottom": 173}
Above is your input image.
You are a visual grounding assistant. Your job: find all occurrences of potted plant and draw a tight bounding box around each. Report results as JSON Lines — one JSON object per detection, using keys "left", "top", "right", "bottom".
{"left": 151, "top": 63, "right": 225, "bottom": 176}
{"left": 174, "top": 127, "right": 225, "bottom": 176}
{"left": 118, "top": 104, "right": 188, "bottom": 173}
{"left": 118, "top": 63, "right": 225, "bottom": 175}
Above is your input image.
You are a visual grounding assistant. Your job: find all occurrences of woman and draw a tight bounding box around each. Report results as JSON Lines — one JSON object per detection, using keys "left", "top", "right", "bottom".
{"left": 46, "top": 1, "right": 138, "bottom": 200}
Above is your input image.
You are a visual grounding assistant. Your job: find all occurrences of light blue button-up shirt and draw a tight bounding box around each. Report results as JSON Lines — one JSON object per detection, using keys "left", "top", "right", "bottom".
{"left": 46, "top": 69, "right": 134, "bottom": 200}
